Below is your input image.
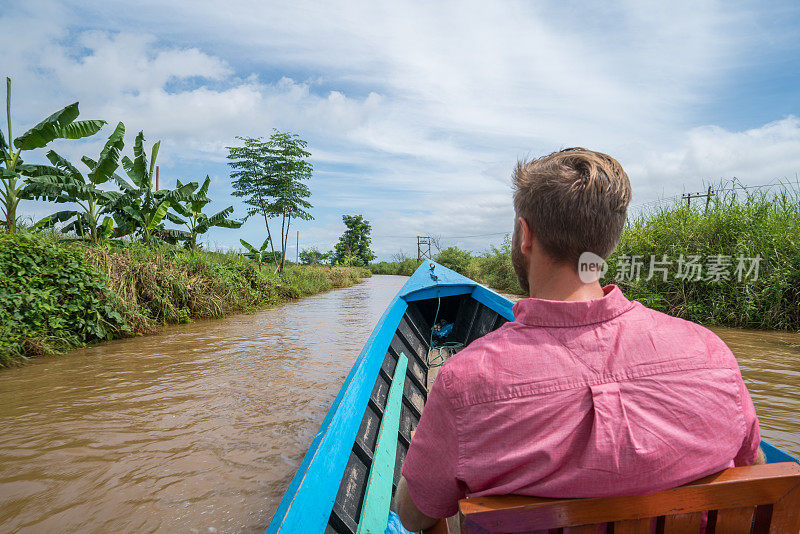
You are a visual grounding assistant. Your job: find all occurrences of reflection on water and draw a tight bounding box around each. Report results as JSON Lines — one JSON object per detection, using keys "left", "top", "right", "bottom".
{"left": 0, "top": 277, "right": 797, "bottom": 533}
{"left": 0, "top": 276, "right": 407, "bottom": 534}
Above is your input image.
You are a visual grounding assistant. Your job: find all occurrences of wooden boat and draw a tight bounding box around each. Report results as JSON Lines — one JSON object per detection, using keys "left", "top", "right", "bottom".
{"left": 266, "top": 261, "right": 800, "bottom": 534}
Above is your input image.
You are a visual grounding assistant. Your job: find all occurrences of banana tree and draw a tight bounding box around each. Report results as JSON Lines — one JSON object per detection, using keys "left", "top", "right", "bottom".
{"left": 22, "top": 122, "right": 126, "bottom": 242}
{"left": 2, "top": 77, "right": 105, "bottom": 232}
{"left": 240, "top": 237, "right": 272, "bottom": 264}
{"left": 112, "top": 131, "right": 197, "bottom": 243}
{"left": 170, "top": 176, "right": 242, "bottom": 250}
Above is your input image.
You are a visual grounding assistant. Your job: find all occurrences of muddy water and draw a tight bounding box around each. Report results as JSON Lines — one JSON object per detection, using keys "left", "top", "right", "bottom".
{"left": 0, "top": 275, "right": 408, "bottom": 534}
{"left": 0, "top": 277, "right": 798, "bottom": 533}
{"left": 710, "top": 327, "right": 800, "bottom": 459}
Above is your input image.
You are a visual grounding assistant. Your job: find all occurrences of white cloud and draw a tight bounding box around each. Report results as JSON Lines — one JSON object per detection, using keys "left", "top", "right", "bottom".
{"left": 626, "top": 116, "right": 800, "bottom": 208}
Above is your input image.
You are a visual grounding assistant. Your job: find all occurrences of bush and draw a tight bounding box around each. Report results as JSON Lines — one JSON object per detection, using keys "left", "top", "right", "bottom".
{"left": 1, "top": 234, "right": 370, "bottom": 366}
{"left": 466, "top": 237, "right": 524, "bottom": 295}
{"left": 0, "top": 232, "right": 131, "bottom": 365}
{"left": 435, "top": 246, "right": 472, "bottom": 274}
{"left": 370, "top": 258, "right": 423, "bottom": 276}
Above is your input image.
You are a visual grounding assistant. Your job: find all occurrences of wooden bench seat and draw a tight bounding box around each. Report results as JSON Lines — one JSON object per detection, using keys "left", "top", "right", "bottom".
{"left": 442, "top": 462, "right": 800, "bottom": 533}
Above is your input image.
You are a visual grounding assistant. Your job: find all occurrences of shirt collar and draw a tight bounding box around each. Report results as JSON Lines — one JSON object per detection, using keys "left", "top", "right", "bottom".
{"left": 511, "top": 284, "right": 634, "bottom": 327}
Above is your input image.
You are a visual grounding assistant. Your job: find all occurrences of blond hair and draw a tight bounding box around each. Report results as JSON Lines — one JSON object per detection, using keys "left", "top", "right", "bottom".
{"left": 513, "top": 147, "right": 631, "bottom": 264}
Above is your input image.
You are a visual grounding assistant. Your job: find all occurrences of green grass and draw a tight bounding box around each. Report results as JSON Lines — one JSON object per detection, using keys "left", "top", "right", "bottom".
{"left": 608, "top": 186, "right": 800, "bottom": 330}
{"left": 370, "top": 186, "right": 800, "bottom": 330}
{"left": 1, "top": 232, "right": 370, "bottom": 366}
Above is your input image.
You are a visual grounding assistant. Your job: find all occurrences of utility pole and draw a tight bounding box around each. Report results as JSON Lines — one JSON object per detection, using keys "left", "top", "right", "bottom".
{"left": 296, "top": 230, "right": 299, "bottom": 265}
{"left": 682, "top": 185, "right": 714, "bottom": 210}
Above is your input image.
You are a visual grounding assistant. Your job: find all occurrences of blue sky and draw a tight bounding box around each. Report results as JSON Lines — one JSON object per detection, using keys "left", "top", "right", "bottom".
{"left": 3, "top": 0, "right": 800, "bottom": 259}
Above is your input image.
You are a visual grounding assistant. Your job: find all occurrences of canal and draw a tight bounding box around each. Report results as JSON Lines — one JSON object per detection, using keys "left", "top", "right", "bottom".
{"left": 0, "top": 275, "right": 797, "bottom": 533}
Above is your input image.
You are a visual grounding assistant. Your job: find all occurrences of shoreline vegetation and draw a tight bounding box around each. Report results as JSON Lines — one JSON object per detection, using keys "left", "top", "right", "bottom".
{"left": 0, "top": 230, "right": 370, "bottom": 367}
{"left": 2, "top": 77, "right": 376, "bottom": 368}
{"left": 372, "top": 185, "right": 800, "bottom": 332}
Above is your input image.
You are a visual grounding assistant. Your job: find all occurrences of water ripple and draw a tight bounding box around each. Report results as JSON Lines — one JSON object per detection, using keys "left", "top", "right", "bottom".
{"left": 0, "top": 276, "right": 408, "bottom": 534}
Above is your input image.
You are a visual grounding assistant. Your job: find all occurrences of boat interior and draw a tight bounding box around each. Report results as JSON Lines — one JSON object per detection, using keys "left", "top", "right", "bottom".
{"left": 326, "top": 292, "right": 508, "bottom": 534}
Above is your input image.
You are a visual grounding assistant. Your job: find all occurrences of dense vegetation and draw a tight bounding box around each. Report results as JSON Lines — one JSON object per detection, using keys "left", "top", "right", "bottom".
{"left": 0, "top": 77, "right": 371, "bottom": 367}
{"left": 608, "top": 187, "right": 800, "bottom": 330}
{"left": 372, "top": 187, "right": 800, "bottom": 331}
{"left": 370, "top": 237, "right": 523, "bottom": 295}
{"left": 0, "top": 230, "right": 369, "bottom": 366}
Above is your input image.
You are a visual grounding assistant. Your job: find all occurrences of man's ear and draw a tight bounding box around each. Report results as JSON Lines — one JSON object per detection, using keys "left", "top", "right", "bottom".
{"left": 517, "top": 217, "right": 533, "bottom": 254}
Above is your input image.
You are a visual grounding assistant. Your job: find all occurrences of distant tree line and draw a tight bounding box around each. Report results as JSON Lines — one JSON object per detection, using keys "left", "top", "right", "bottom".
{"left": 298, "top": 214, "right": 376, "bottom": 267}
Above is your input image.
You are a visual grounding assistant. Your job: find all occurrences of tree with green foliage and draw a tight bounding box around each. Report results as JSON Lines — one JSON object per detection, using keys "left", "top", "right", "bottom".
{"left": 332, "top": 214, "right": 375, "bottom": 266}
{"left": 265, "top": 130, "right": 313, "bottom": 272}
{"left": 171, "top": 175, "right": 242, "bottom": 250}
{"left": 2, "top": 77, "right": 105, "bottom": 232}
{"left": 22, "top": 122, "right": 126, "bottom": 243}
{"left": 112, "top": 132, "right": 198, "bottom": 243}
{"left": 227, "top": 130, "right": 313, "bottom": 272}
{"left": 228, "top": 136, "right": 279, "bottom": 264}
{"left": 299, "top": 246, "right": 331, "bottom": 265}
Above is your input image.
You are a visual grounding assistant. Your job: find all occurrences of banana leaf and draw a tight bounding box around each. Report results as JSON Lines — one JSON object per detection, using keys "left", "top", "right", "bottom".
{"left": 14, "top": 102, "right": 105, "bottom": 150}
{"left": 46, "top": 151, "right": 83, "bottom": 181}
{"left": 147, "top": 201, "right": 171, "bottom": 230}
{"left": 89, "top": 122, "right": 125, "bottom": 185}
{"left": 149, "top": 141, "right": 160, "bottom": 183}
{"left": 16, "top": 163, "right": 63, "bottom": 177}
{"left": 0, "top": 129, "right": 7, "bottom": 160}
{"left": 240, "top": 238, "right": 260, "bottom": 255}
{"left": 166, "top": 211, "right": 186, "bottom": 225}
{"left": 58, "top": 120, "right": 107, "bottom": 141}
{"left": 201, "top": 207, "right": 242, "bottom": 231}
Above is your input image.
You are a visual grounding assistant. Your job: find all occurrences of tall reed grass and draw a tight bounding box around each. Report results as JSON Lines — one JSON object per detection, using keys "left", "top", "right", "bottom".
{"left": 609, "top": 185, "right": 800, "bottom": 330}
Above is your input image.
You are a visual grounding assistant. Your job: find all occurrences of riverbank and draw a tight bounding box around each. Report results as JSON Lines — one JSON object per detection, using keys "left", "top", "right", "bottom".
{"left": 0, "top": 231, "right": 370, "bottom": 366}
{"left": 371, "top": 186, "right": 800, "bottom": 331}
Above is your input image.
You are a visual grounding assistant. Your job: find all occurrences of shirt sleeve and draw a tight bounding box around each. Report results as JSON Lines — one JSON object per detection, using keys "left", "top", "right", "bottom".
{"left": 733, "top": 376, "right": 761, "bottom": 466}
{"left": 400, "top": 366, "right": 464, "bottom": 518}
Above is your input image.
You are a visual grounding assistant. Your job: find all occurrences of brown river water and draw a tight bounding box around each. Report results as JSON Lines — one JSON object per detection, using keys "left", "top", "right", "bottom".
{"left": 0, "top": 275, "right": 798, "bottom": 533}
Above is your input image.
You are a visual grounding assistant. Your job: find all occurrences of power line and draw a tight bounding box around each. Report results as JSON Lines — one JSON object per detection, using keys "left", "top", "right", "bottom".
{"left": 373, "top": 231, "right": 508, "bottom": 239}
{"left": 445, "top": 231, "right": 509, "bottom": 239}
{"left": 629, "top": 178, "right": 799, "bottom": 211}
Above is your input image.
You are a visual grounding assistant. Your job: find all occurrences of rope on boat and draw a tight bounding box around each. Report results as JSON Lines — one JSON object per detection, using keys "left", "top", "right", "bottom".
{"left": 427, "top": 293, "right": 464, "bottom": 368}
{"left": 428, "top": 342, "right": 464, "bottom": 367}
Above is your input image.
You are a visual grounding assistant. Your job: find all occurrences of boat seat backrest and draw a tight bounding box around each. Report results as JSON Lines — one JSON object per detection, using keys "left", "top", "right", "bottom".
{"left": 457, "top": 462, "right": 800, "bottom": 534}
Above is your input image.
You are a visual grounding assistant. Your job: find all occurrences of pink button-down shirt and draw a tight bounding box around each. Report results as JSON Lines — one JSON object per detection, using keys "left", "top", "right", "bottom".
{"left": 401, "top": 285, "right": 760, "bottom": 518}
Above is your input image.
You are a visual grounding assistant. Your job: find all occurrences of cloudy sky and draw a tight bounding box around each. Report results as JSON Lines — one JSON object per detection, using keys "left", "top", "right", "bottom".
{"left": 3, "top": 0, "right": 800, "bottom": 259}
